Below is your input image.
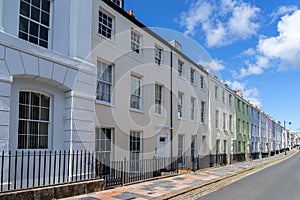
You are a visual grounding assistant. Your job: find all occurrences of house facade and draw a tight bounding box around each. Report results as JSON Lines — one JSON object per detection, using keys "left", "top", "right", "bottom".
{"left": 250, "top": 105, "right": 260, "bottom": 157}
{"left": 0, "top": 0, "right": 96, "bottom": 152}
{"left": 234, "top": 94, "right": 250, "bottom": 158}
{"left": 208, "top": 76, "right": 235, "bottom": 162}
{"left": 259, "top": 112, "right": 268, "bottom": 156}
{"left": 91, "top": 0, "right": 211, "bottom": 168}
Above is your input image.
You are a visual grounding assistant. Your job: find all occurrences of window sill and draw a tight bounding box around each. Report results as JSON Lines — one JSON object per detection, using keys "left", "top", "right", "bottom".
{"left": 190, "top": 82, "right": 197, "bottom": 87}
{"left": 154, "top": 113, "right": 166, "bottom": 118}
{"left": 154, "top": 63, "right": 164, "bottom": 68}
{"left": 97, "top": 33, "right": 117, "bottom": 45}
{"left": 177, "top": 75, "right": 186, "bottom": 81}
{"left": 96, "top": 100, "right": 116, "bottom": 108}
{"left": 129, "top": 108, "right": 144, "bottom": 114}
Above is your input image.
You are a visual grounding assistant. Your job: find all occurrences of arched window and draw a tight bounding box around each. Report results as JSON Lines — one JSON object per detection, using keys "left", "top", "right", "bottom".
{"left": 18, "top": 91, "right": 50, "bottom": 149}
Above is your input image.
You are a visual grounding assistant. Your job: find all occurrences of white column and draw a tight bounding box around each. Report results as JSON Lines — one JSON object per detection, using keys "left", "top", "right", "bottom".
{"left": 0, "top": 75, "right": 13, "bottom": 151}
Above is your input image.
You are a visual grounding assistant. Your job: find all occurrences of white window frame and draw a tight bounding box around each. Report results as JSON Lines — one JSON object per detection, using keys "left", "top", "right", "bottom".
{"left": 98, "top": 9, "right": 114, "bottom": 39}
{"left": 237, "top": 119, "right": 241, "bottom": 133}
{"left": 130, "top": 131, "right": 142, "bottom": 171}
{"left": 95, "top": 128, "right": 114, "bottom": 167}
{"left": 18, "top": 91, "right": 51, "bottom": 149}
{"left": 19, "top": 0, "right": 51, "bottom": 48}
{"left": 96, "top": 61, "right": 113, "bottom": 103}
{"left": 154, "top": 46, "right": 163, "bottom": 66}
{"left": 191, "top": 135, "right": 197, "bottom": 159}
{"left": 229, "top": 115, "right": 233, "bottom": 132}
{"left": 229, "top": 94, "right": 232, "bottom": 106}
{"left": 215, "top": 86, "right": 218, "bottom": 99}
{"left": 178, "top": 92, "right": 184, "bottom": 119}
{"left": 201, "top": 101, "right": 205, "bottom": 123}
{"left": 178, "top": 60, "right": 183, "bottom": 77}
{"left": 178, "top": 135, "right": 185, "bottom": 164}
{"left": 215, "top": 110, "right": 219, "bottom": 129}
{"left": 200, "top": 76, "right": 204, "bottom": 89}
{"left": 110, "top": 0, "right": 123, "bottom": 8}
{"left": 223, "top": 112, "right": 226, "bottom": 130}
{"left": 155, "top": 84, "right": 163, "bottom": 114}
{"left": 191, "top": 97, "right": 196, "bottom": 120}
{"left": 131, "top": 30, "right": 141, "bottom": 54}
{"left": 130, "top": 75, "right": 142, "bottom": 111}
{"left": 190, "top": 68, "right": 195, "bottom": 84}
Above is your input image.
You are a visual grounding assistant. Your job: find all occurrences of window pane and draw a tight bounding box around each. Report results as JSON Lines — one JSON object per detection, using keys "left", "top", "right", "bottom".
{"left": 42, "top": 0, "right": 50, "bottom": 13}
{"left": 18, "top": 120, "right": 27, "bottom": 134}
{"left": 41, "top": 94, "right": 50, "bottom": 107}
{"left": 41, "top": 12, "right": 49, "bottom": 26}
{"left": 30, "top": 106, "right": 40, "bottom": 120}
{"left": 18, "top": 135, "right": 27, "bottom": 149}
{"left": 40, "top": 25, "right": 48, "bottom": 41}
{"left": 29, "top": 121, "right": 39, "bottom": 135}
{"left": 29, "top": 35, "right": 39, "bottom": 45}
{"left": 20, "top": 91, "right": 29, "bottom": 104}
{"left": 19, "top": 105, "right": 29, "bottom": 119}
{"left": 39, "top": 136, "right": 48, "bottom": 149}
{"left": 31, "top": 92, "right": 40, "bottom": 106}
{"left": 19, "top": 31, "right": 28, "bottom": 41}
{"left": 28, "top": 135, "right": 38, "bottom": 149}
{"left": 40, "top": 108, "right": 49, "bottom": 121}
{"left": 31, "top": 6, "right": 40, "bottom": 22}
{"left": 19, "top": 17, "right": 29, "bottom": 33}
{"left": 20, "top": 1, "right": 30, "bottom": 17}
{"left": 39, "top": 40, "right": 48, "bottom": 48}
{"left": 32, "top": 0, "right": 41, "bottom": 8}
{"left": 29, "top": 22, "right": 39, "bottom": 37}
{"left": 39, "top": 122, "right": 48, "bottom": 135}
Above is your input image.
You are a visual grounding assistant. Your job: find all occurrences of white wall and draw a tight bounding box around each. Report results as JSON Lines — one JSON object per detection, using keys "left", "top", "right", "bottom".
{"left": 0, "top": 32, "right": 96, "bottom": 152}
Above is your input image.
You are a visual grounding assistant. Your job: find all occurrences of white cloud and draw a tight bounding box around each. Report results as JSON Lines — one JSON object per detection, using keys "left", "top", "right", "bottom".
{"left": 270, "top": 5, "right": 298, "bottom": 23}
{"left": 179, "top": 0, "right": 260, "bottom": 47}
{"left": 200, "top": 59, "right": 225, "bottom": 71}
{"left": 242, "top": 48, "right": 256, "bottom": 56}
{"left": 236, "top": 9, "right": 300, "bottom": 78}
{"left": 226, "top": 80, "right": 262, "bottom": 107}
{"left": 258, "top": 10, "right": 300, "bottom": 70}
{"left": 180, "top": 1, "right": 213, "bottom": 36}
{"left": 237, "top": 56, "right": 270, "bottom": 78}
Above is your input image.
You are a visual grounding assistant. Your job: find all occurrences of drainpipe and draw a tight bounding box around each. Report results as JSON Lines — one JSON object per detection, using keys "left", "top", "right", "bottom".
{"left": 170, "top": 51, "right": 173, "bottom": 170}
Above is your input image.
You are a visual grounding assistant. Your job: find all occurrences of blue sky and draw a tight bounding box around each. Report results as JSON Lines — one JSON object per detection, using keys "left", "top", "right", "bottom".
{"left": 125, "top": 0, "right": 300, "bottom": 131}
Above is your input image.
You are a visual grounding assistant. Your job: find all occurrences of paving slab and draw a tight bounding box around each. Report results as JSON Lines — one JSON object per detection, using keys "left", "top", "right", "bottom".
{"left": 60, "top": 150, "right": 296, "bottom": 200}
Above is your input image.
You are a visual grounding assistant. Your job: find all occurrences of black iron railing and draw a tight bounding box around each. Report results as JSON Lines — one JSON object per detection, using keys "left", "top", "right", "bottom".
{"left": 0, "top": 150, "right": 96, "bottom": 192}
{"left": 0, "top": 151, "right": 259, "bottom": 192}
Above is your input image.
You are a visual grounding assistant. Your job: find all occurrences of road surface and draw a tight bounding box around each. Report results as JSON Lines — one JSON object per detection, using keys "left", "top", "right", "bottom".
{"left": 199, "top": 151, "right": 300, "bottom": 200}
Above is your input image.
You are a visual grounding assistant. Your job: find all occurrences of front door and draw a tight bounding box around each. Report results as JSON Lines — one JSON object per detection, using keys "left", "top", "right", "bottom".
{"left": 156, "top": 131, "right": 171, "bottom": 158}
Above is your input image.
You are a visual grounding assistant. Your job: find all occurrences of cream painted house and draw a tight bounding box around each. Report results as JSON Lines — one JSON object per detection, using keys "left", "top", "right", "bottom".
{"left": 208, "top": 75, "right": 235, "bottom": 163}
{"left": 91, "top": 0, "right": 210, "bottom": 168}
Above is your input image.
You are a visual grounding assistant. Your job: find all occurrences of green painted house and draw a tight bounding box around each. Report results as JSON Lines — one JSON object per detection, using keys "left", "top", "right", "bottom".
{"left": 234, "top": 94, "right": 250, "bottom": 159}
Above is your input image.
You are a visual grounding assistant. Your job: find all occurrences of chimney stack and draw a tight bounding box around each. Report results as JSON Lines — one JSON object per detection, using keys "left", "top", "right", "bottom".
{"left": 128, "top": 10, "right": 135, "bottom": 17}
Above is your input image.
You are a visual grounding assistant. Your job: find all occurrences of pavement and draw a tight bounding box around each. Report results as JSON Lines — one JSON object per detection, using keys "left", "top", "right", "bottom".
{"left": 60, "top": 150, "right": 297, "bottom": 200}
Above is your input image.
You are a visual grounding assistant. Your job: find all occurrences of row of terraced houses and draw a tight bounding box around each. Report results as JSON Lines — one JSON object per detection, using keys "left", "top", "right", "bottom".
{"left": 0, "top": 0, "right": 299, "bottom": 194}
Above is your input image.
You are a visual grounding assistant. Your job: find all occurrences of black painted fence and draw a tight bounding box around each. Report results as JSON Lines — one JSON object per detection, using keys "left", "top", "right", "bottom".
{"left": 0, "top": 151, "right": 229, "bottom": 192}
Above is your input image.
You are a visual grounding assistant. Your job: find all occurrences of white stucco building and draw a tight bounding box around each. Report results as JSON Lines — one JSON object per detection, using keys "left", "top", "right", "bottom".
{"left": 0, "top": 0, "right": 212, "bottom": 169}
{"left": 208, "top": 76, "right": 235, "bottom": 161}
{"left": 0, "top": 0, "right": 96, "bottom": 152}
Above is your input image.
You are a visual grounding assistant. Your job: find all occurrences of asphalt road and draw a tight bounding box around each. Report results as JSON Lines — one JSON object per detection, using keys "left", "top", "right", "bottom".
{"left": 199, "top": 151, "right": 300, "bottom": 200}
